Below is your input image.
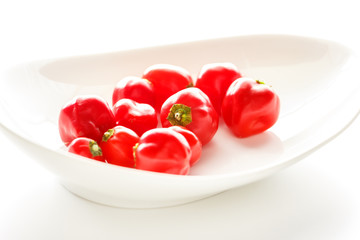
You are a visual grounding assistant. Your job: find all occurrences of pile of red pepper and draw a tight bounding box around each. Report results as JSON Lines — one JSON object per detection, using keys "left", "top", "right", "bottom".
{"left": 58, "top": 63, "right": 280, "bottom": 175}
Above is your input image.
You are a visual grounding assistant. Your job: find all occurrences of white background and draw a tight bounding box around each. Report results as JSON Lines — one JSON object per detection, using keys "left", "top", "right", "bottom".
{"left": 1, "top": 0, "right": 360, "bottom": 239}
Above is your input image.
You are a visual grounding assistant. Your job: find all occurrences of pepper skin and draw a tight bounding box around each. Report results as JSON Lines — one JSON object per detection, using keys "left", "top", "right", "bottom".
{"left": 168, "top": 126, "right": 202, "bottom": 166}
{"left": 112, "top": 98, "right": 158, "bottom": 136}
{"left": 195, "top": 62, "right": 242, "bottom": 115}
{"left": 100, "top": 126, "right": 140, "bottom": 168}
{"left": 58, "top": 95, "right": 115, "bottom": 146}
{"left": 222, "top": 78, "right": 280, "bottom": 138}
{"left": 68, "top": 137, "right": 105, "bottom": 162}
{"left": 142, "top": 64, "right": 193, "bottom": 112}
{"left": 160, "top": 87, "right": 219, "bottom": 145}
{"left": 112, "top": 76, "right": 155, "bottom": 107}
{"left": 134, "top": 128, "right": 191, "bottom": 175}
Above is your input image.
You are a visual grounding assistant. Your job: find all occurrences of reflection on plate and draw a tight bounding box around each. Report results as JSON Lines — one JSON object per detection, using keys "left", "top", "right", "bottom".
{"left": 0, "top": 34, "right": 359, "bottom": 208}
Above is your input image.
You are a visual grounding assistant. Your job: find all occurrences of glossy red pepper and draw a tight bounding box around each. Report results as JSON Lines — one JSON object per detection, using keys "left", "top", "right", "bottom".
{"left": 134, "top": 128, "right": 191, "bottom": 175}
{"left": 112, "top": 76, "right": 155, "bottom": 107}
{"left": 195, "top": 62, "right": 242, "bottom": 115}
{"left": 142, "top": 64, "right": 193, "bottom": 112}
{"left": 222, "top": 78, "right": 280, "bottom": 138}
{"left": 168, "top": 126, "right": 202, "bottom": 166}
{"left": 100, "top": 126, "right": 139, "bottom": 168}
{"left": 68, "top": 137, "right": 105, "bottom": 162}
{"left": 58, "top": 95, "right": 115, "bottom": 146}
{"left": 112, "top": 98, "right": 158, "bottom": 136}
{"left": 160, "top": 87, "right": 219, "bottom": 145}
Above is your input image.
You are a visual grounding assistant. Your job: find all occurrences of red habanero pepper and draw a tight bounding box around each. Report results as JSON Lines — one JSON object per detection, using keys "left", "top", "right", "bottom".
{"left": 221, "top": 78, "right": 280, "bottom": 138}
{"left": 134, "top": 128, "right": 191, "bottom": 175}
{"left": 58, "top": 95, "right": 115, "bottom": 146}
{"left": 100, "top": 126, "right": 139, "bottom": 168}
{"left": 68, "top": 137, "right": 105, "bottom": 162}
{"left": 195, "top": 62, "right": 242, "bottom": 115}
{"left": 160, "top": 87, "right": 219, "bottom": 145}
{"left": 142, "top": 64, "right": 193, "bottom": 112}
{"left": 112, "top": 76, "right": 155, "bottom": 107}
{"left": 112, "top": 98, "right": 158, "bottom": 136}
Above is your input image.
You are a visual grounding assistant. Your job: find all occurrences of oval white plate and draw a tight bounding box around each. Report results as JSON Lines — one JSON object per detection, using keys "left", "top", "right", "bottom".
{"left": 1, "top": 34, "right": 359, "bottom": 208}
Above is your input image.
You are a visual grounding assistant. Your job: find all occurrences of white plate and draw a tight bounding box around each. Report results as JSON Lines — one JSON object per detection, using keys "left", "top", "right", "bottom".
{"left": 1, "top": 34, "right": 359, "bottom": 208}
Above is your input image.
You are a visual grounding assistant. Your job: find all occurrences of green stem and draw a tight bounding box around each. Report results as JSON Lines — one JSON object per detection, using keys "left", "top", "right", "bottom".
{"left": 166, "top": 104, "right": 192, "bottom": 126}
{"left": 102, "top": 128, "right": 115, "bottom": 142}
{"left": 132, "top": 143, "right": 139, "bottom": 168}
{"left": 256, "top": 79, "right": 265, "bottom": 85}
{"left": 89, "top": 140, "right": 103, "bottom": 157}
